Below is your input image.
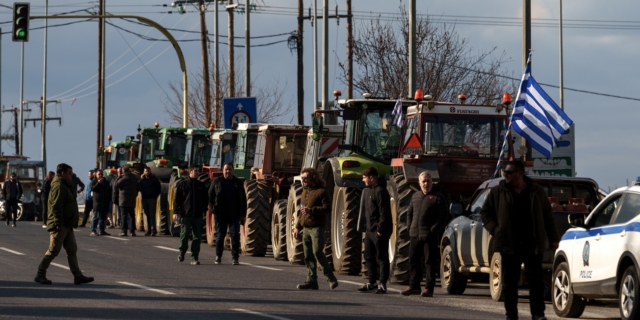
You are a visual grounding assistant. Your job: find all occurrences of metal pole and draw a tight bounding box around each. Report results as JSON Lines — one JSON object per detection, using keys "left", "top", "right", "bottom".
{"left": 244, "top": 0, "right": 250, "bottom": 97}
{"left": 0, "top": 28, "right": 2, "bottom": 156}
{"left": 559, "top": 0, "right": 564, "bottom": 110}
{"left": 313, "top": 0, "right": 317, "bottom": 110}
{"left": 19, "top": 42, "right": 24, "bottom": 156}
{"left": 322, "top": 0, "right": 328, "bottom": 112}
{"left": 200, "top": 0, "right": 211, "bottom": 126}
{"left": 408, "top": 0, "right": 416, "bottom": 96}
{"left": 296, "top": 0, "right": 304, "bottom": 124}
{"left": 228, "top": 0, "right": 235, "bottom": 98}
{"left": 215, "top": 1, "right": 220, "bottom": 126}
{"left": 42, "top": 0, "right": 49, "bottom": 163}
{"left": 523, "top": 0, "right": 531, "bottom": 71}
{"left": 100, "top": 0, "right": 106, "bottom": 166}
{"left": 97, "top": 0, "right": 103, "bottom": 169}
{"left": 346, "top": 0, "right": 352, "bottom": 99}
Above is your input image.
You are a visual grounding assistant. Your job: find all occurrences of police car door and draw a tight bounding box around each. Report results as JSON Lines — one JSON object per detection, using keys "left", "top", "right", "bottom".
{"left": 570, "top": 193, "right": 622, "bottom": 290}
{"left": 464, "top": 188, "right": 491, "bottom": 267}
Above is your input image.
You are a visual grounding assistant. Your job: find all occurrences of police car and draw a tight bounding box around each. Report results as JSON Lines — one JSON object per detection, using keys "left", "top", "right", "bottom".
{"left": 552, "top": 186, "right": 640, "bottom": 319}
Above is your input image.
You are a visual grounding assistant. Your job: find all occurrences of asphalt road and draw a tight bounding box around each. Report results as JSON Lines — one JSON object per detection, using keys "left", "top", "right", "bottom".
{"left": 0, "top": 222, "right": 621, "bottom": 320}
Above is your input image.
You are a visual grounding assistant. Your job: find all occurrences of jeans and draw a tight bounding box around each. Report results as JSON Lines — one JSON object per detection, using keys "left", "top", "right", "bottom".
{"left": 142, "top": 198, "right": 157, "bottom": 231}
{"left": 303, "top": 226, "right": 335, "bottom": 284}
{"left": 214, "top": 216, "right": 240, "bottom": 259}
{"left": 91, "top": 210, "right": 107, "bottom": 233}
{"left": 502, "top": 252, "right": 545, "bottom": 319}
{"left": 5, "top": 198, "right": 19, "bottom": 223}
{"left": 179, "top": 216, "right": 203, "bottom": 260}
{"left": 409, "top": 236, "right": 438, "bottom": 290}
{"left": 81, "top": 200, "right": 93, "bottom": 226}
{"left": 37, "top": 226, "right": 82, "bottom": 277}
{"left": 363, "top": 230, "right": 390, "bottom": 285}
{"left": 120, "top": 206, "right": 135, "bottom": 232}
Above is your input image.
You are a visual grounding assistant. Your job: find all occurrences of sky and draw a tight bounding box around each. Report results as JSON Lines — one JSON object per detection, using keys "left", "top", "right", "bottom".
{"left": 0, "top": 0, "right": 639, "bottom": 190}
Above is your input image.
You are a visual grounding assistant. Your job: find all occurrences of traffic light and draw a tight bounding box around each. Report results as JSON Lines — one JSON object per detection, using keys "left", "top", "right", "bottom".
{"left": 12, "top": 3, "right": 30, "bottom": 42}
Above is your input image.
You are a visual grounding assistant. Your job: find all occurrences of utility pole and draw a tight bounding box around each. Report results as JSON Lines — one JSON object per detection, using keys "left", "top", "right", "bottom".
{"left": 228, "top": 0, "right": 235, "bottom": 98}
{"left": 19, "top": 42, "right": 24, "bottom": 155}
{"left": 296, "top": 0, "right": 304, "bottom": 125}
{"left": 24, "top": 99, "right": 62, "bottom": 155}
{"left": 313, "top": 0, "right": 317, "bottom": 111}
{"left": 200, "top": 0, "right": 212, "bottom": 126}
{"left": 346, "top": 0, "right": 352, "bottom": 99}
{"left": 0, "top": 28, "right": 3, "bottom": 156}
{"left": 559, "top": 0, "right": 564, "bottom": 110}
{"left": 521, "top": 0, "right": 531, "bottom": 161}
{"left": 42, "top": 0, "right": 49, "bottom": 164}
{"left": 321, "top": 0, "right": 328, "bottom": 113}
{"left": 214, "top": 1, "right": 221, "bottom": 126}
{"left": 244, "top": 0, "right": 251, "bottom": 97}
{"left": 408, "top": 0, "right": 416, "bottom": 97}
{"left": 11, "top": 107, "right": 18, "bottom": 155}
{"left": 97, "top": 0, "right": 106, "bottom": 169}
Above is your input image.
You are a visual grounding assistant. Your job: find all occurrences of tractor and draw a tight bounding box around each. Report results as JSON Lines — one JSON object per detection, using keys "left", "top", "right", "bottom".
{"left": 0, "top": 160, "right": 47, "bottom": 221}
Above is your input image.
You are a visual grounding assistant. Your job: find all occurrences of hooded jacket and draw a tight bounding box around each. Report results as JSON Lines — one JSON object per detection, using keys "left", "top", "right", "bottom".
{"left": 47, "top": 175, "right": 79, "bottom": 231}
{"left": 481, "top": 176, "right": 560, "bottom": 255}
{"left": 115, "top": 172, "right": 140, "bottom": 207}
{"left": 360, "top": 183, "right": 393, "bottom": 237}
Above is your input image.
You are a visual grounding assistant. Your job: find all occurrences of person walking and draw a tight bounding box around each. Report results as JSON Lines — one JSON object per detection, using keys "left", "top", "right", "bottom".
{"left": 34, "top": 163, "right": 94, "bottom": 285}
{"left": 139, "top": 166, "right": 161, "bottom": 236}
{"left": 357, "top": 167, "right": 392, "bottom": 294}
{"left": 2, "top": 173, "right": 23, "bottom": 227}
{"left": 78, "top": 170, "right": 95, "bottom": 228}
{"left": 41, "top": 171, "right": 55, "bottom": 228}
{"left": 115, "top": 164, "right": 140, "bottom": 237}
{"left": 208, "top": 162, "right": 246, "bottom": 265}
{"left": 401, "top": 172, "right": 449, "bottom": 297}
{"left": 90, "top": 170, "right": 112, "bottom": 236}
{"left": 481, "top": 160, "right": 560, "bottom": 320}
{"left": 175, "top": 166, "right": 208, "bottom": 265}
{"left": 294, "top": 168, "right": 339, "bottom": 290}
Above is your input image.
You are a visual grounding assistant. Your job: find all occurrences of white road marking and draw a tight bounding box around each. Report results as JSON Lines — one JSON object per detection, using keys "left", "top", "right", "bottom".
{"left": 51, "top": 263, "right": 70, "bottom": 270}
{"left": 0, "top": 247, "right": 25, "bottom": 255}
{"left": 117, "top": 281, "right": 175, "bottom": 295}
{"left": 340, "top": 280, "right": 401, "bottom": 293}
{"left": 104, "top": 236, "right": 129, "bottom": 241}
{"left": 239, "top": 262, "right": 282, "bottom": 271}
{"left": 232, "top": 308, "right": 292, "bottom": 320}
{"left": 154, "top": 246, "right": 179, "bottom": 252}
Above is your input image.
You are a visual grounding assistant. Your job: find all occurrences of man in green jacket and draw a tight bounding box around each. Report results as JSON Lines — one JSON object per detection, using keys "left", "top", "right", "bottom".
{"left": 34, "top": 163, "right": 94, "bottom": 285}
{"left": 294, "top": 168, "right": 338, "bottom": 290}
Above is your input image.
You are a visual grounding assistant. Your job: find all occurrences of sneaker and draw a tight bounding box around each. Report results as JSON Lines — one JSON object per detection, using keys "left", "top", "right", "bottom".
{"left": 119, "top": 232, "right": 128, "bottom": 237}
{"left": 232, "top": 258, "right": 239, "bottom": 265}
{"left": 74, "top": 275, "right": 94, "bottom": 285}
{"left": 191, "top": 260, "right": 200, "bottom": 265}
{"left": 215, "top": 256, "right": 221, "bottom": 265}
{"left": 12, "top": 223, "right": 16, "bottom": 227}
{"left": 297, "top": 282, "right": 319, "bottom": 290}
{"left": 178, "top": 254, "right": 184, "bottom": 262}
{"left": 375, "top": 283, "right": 387, "bottom": 294}
{"left": 401, "top": 287, "right": 421, "bottom": 296}
{"left": 130, "top": 231, "right": 136, "bottom": 237}
{"left": 90, "top": 232, "right": 99, "bottom": 236}
{"left": 357, "top": 283, "right": 377, "bottom": 292}
{"left": 42, "top": 225, "right": 47, "bottom": 228}
{"left": 421, "top": 288, "right": 434, "bottom": 297}
{"left": 34, "top": 275, "right": 52, "bottom": 285}
{"left": 328, "top": 276, "right": 339, "bottom": 290}
{"left": 99, "top": 231, "right": 111, "bottom": 236}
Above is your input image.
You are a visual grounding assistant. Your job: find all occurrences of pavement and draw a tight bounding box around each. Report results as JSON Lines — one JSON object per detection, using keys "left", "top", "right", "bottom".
{"left": 0, "top": 221, "right": 621, "bottom": 320}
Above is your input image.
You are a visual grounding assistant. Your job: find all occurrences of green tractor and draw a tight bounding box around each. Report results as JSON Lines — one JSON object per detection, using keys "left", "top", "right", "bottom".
{"left": 103, "top": 135, "right": 139, "bottom": 174}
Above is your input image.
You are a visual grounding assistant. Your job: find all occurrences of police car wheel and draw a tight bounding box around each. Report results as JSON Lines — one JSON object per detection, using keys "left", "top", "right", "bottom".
{"left": 489, "top": 252, "right": 505, "bottom": 302}
{"left": 620, "top": 265, "right": 640, "bottom": 320}
{"left": 552, "top": 262, "right": 585, "bottom": 318}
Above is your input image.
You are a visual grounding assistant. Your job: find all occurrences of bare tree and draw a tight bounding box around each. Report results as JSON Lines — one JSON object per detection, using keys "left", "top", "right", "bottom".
{"left": 162, "top": 58, "right": 293, "bottom": 128}
{"left": 340, "top": 6, "right": 515, "bottom": 104}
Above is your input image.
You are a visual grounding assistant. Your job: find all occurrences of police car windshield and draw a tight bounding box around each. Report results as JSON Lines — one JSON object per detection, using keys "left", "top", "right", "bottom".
{"left": 423, "top": 116, "right": 506, "bottom": 159}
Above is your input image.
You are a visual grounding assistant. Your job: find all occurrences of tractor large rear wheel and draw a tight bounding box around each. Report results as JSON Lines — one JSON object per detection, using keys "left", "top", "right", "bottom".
{"left": 241, "top": 180, "right": 270, "bottom": 256}
{"left": 206, "top": 209, "right": 215, "bottom": 246}
{"left": 388, "top": 173, "right": 417, "bottom": 284}
{"left": 271, "top": 199, "right": 288, "bottom": 260}
{"left": 331, "top": 187, "right": 362, "bottom": 275}
{"left": 156, "top": 183, "right": 170, "bottom": 235}
{"left": 286, "top": 184, "right": 304, "bottom": 264}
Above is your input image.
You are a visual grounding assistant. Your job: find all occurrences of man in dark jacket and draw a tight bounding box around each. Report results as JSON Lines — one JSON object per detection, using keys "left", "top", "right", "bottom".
{"left": 71, "top": 173, "right": 85, "bottom": 196}
{"left": 34, "top": 163, "right": 94, "bottom": 285}
{"left": 78, "top": 170, "right": 95, "bottom": 228}
{"left": 481, "top": 160, "right": 560, "bottom": 320}
{"left": 41, "top": 171, "right": 54, "bottom": 228}
{"left": 175, "top": 165, "right": 209, "bottom": 265}
{"left": 140, "top": 166, "right": 161, "bottom": 236}
{"left": 401, "top": 172, "right": 448, "bottom": 297}
{"left": 294, "top": 168, "right": 338, "bottom": 290}
{"left": 208, "top": 162, "right": 246, "bottom": 265}
{"left": 109, "top": 167, "right": 124, "bottom": 228}
{"left": 115, "top": 164, "right": 140, "bottom": 237}
{"left": 90, "top": 170, "right": 111, "bottom": 236}
{"left": 357, "top": 167, "right": 392, "bottom": 294}
{"left": 2, "top": 173, "right": 23, "bottom": 227}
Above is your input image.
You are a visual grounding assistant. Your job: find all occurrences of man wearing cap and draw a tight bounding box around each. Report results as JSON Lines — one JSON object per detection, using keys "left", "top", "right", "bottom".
{"left": 2, "top": 173, "right": 23, "bottom": 227}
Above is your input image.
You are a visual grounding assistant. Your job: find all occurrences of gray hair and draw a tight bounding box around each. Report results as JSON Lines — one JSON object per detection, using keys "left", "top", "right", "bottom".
{"left": 419, "top": 172, "right": 432, "bottom": 180}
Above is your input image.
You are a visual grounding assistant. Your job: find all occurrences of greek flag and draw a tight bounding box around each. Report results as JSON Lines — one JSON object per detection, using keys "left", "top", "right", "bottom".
{"left": 511, "top": 58, "right": 573, "bottom": 158}
{"left": 391, "top": 96, "right": 403, "bottom": 127}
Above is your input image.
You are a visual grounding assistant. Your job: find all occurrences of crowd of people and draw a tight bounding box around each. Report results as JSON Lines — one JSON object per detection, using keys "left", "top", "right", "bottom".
{"left": 5, "top": 159, "right": 558, "bottom": 320}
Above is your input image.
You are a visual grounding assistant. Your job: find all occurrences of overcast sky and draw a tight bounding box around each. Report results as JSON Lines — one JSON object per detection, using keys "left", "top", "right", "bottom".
{"left": 0, "top": 0, "right": 638, "bottom": 190}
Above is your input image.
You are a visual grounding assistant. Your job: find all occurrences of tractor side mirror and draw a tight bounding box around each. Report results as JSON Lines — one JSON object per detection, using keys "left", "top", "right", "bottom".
{"left": 450, "top": 203, "right": 464, "bottom": 217}
{"left": 312, "top": 116, "right": 324, "bottom": 141}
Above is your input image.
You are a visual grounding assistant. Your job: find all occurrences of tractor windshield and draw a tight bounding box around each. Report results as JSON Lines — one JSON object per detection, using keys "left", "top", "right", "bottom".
{"left": 353, "top": 108, "right": 402, "bottom": 163}
{"left": 422, "top": 116, "right": 507, "bottom": 158}
{"left": 139, "top": 134, "right": 160, "bottom": 163}
{"left": 244, "top": 133, "right": 259, "bottom": 168}
{"left": 273, "top": 134, "right": 306, "bottom": 169}
{"left": 189, "top": 135, "right": 213, "bottom": 167}
{"left": 164, "top": 134, "right": 188, "bottom": 163}
{"left": 109, "top": 146, "right": 130, "bottom": 167}
{"left": 220, "top": 134, "right": 238, "bottom": 165}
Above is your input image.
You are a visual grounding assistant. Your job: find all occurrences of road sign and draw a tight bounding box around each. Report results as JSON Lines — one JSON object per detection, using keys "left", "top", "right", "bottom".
{"left": 223, "top": 97, "right": 257, "bottom": 129}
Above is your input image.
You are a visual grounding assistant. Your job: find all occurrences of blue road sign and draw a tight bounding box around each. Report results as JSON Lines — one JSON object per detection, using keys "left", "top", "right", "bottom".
{"left": 223, "top": 97, "right": 257, "bottom": 129}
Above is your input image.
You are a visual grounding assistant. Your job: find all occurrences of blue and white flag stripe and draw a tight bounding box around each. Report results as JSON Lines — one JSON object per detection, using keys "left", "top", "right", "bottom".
{"left": 391, "top": 96, "right": 403, "bottom": 127}
{"left": 511, "top": 58, "right": 573, "bottom": 158}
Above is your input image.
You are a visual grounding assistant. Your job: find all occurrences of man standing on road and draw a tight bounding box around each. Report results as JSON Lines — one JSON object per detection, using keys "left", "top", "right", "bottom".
{"left": 175, "top": 166, "right": 208, "bottom": 265}
{"left": 109, "top": 168, "right": 124, "bottom": 229}
{"left": 140, "top": 166, "right": 161, "bottom": 236}
{"left": 294, "top": 168, "right": 339, "bottom": 290}
{"left": 34, "top": 163, "right": 94, "bottom": 285}
{"left": 481, "top": 160, "right": 560, "bottom": 320}
{"left": 2, "top": 173, "right": 23, "bottom": 227}
{"left": 78, "top": 170, "right": 95, "bottom": 228}
{"left": 401, "top": 172, "right": 448, "bottom": 297}
{"left": 357, "top": 167, "right": 392, "bottom": 294}
{"left": 90, "top": 170, "right": 112, "bottom": 236}
{"left": 71, "top": 173, "right": 85, "bottom": 197}
{"left": 115, "top": 164, "right": 140, "bottom": 237}
{"left": 208, "top": 162, "right": 246, "bottom": 265}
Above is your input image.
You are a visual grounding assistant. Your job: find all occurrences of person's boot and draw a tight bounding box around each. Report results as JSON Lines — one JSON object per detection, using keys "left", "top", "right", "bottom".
{"left": 34, "top": 273, "right": 52, "bottom": 285}
{"left": 151, "top": 229, "right": 157, "bottom": 237}
{"left": 328, "top": 274, "right": 339, "bottom": 290}
{"left": 74, "top": 275, "right": 94, "bottom": 285}
{"left": 297, "top": 282, "right": 319, "bottom": 290}
{"left": 402, "top": 287, "right": 421, "bottom": 296}
{"left": 119, "top": 231, "right": 128, "bottom": 237}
